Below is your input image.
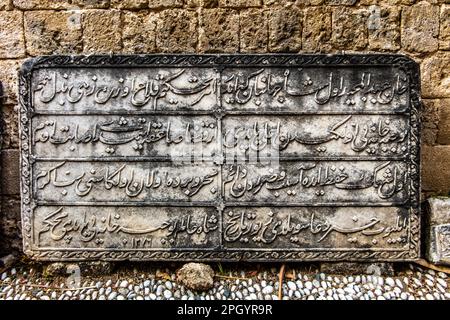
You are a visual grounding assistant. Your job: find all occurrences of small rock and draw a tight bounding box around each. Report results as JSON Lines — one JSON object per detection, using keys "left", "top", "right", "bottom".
{"left": 108, "top": 292, "right": 117, "bottom": 300}
{"left": 163, "top": 290, "right": 172, "bottom": 299}
{"left": 262, "top": 286, "right": 273, "bottom": 295}
{"left": 305, "top": 281, "right": 313, "bottom": 290}
{"left": 176, "top": 263, "right": 214, "bottom": 291}
{"left": 436, "top": 278, "right": 447, "bottom": 288}
{"left": 385, "top": 277, "right": 395, "bottom": 287}
{"left": 287, "top": 281, "right": 296, "bottom": 291}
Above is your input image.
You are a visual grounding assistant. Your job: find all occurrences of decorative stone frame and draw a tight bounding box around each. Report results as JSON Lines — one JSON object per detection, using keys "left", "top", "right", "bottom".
{"left": 18, "top": 54, "right": 421, "bottom": 261}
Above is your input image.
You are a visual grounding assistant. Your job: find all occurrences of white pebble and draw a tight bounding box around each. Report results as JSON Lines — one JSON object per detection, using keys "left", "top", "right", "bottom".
{"left": 262, "top": 286, "right": 273, "bottom": 295}
{"left": 436, "top": 278, "right": 447, "bottom": 288}
{"left": 108, "top": 292, "right": 117, "bottom": 300}
{"left": 287, "top": 281, "right": 296, "bottom": 291}
{"left": 385, "top": 277, "right": 395, "bottom": 287}
{"left": 305, "top": 281, "right": 313, "bottom": 290}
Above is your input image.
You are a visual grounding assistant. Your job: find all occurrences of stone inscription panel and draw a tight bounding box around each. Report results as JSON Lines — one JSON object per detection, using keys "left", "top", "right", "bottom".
{"left": 19, "top": 55, "right": 421, "bottom": 261}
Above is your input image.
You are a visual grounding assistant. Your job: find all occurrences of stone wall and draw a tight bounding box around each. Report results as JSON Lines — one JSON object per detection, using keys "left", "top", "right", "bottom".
{"left": 0, "top": 0, "right": 449, "bottom": 255}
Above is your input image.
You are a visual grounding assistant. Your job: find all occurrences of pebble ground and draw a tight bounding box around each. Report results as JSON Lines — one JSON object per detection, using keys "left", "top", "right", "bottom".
{"left": 0, "top": 263, "right": 449, "bottom": 300}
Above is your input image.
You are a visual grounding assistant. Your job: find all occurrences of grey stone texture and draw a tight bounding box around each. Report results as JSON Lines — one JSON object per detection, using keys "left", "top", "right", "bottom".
{"left": 426, "top": 197, "right": 450, "bottom": 265}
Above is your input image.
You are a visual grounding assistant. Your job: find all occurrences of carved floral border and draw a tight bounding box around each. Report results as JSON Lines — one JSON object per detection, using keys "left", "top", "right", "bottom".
{"left": 18, "top": 54, "right": 421, "bottom": 261}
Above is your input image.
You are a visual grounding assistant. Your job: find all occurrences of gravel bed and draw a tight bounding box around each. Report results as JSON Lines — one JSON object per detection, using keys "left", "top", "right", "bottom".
{"left": 0, "top": 263, "right": 449, "bottom": 300}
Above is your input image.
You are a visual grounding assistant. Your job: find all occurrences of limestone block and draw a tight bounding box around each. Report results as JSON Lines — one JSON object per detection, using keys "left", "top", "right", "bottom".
{"left": 156, "top": 10, "right": 198, "bottom": 53}
{"left": 440, "top": 5, "right": 450, "bottom": 50}
{"left": 421, "top": 52, "right": 450, "bottom": 98}
{"left": 0, "top": 59, "right": 23, "bottom": 104}
{"left": 268, "top": 7, "right": 302, "bottom": 52}
{"left": 199, "top": 9, "right": 239, "bottom": 52}
{"left": 240, "top": 9, "right": 268, "bottom": 53}
{"left": 148, "top": 0, "right": 183, "bottom": 8}
{"left": 331, "top": 7, "right": 369, "bottom": 50}
{"left": 219, "top": 0, "right": 262, "bottom": 7}
{"left": 422, "top": 145, "right": 450, "bottom": 193}
{"left": 24, "top": 10, "right": 82, "bottom": 56}
{"left": 0, "top": 11, "right": 25, "bottom": 58}
{"left": 123, "top": 11, "right": 157, "bottom": 53}
{"left": 437, "top": 99, "right": 450, "bottom": 144}
{"left": 82, "top": 10, "right": 122, "bottom": 53}
{"left": 302, "top": 6, "right": 332, "bottom": 52}
{"left": 401, "top": 3, "right": 439, "bottom": 53}
{"left": 367, "top": 5, "right": 400, "bottom": 51}
{"left": 111, "top": 0, "right": 148, "bottom": 8}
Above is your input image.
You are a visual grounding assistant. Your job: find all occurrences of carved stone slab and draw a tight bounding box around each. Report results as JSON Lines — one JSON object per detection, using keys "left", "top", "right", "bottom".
{"left": 18, "top": 54, "right": 422, "bottom": 261}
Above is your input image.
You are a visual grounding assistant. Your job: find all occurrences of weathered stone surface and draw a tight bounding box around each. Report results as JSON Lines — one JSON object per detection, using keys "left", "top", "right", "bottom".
{"left": 82, "top": 10, "right": 122, "bottom": 53}
{"left": 0, "top": 198, "right": 21, "bottom": 253}
{"left": 18, "top": 55, "right": 421, "bottom": 261}
{"left": 24, "top": 10, "right": 82, "bottom": 56}
{"left": 437, "top": 99, "right": 450, "bottom": 144}
{"left": 428, "top": 197, "right": 450, "bottom": 225}
{"left": 320, "top": 262, "right": 394, "bottom": 276}
{"left": 199, "top": 9, "right": 239, "bottom": 52}
{"left": 156, "top": 10, "right": 198, "bottom": 53}
{"left": 421, "top": 52, "right": 450, "bottom": 98}
{"left": 268, "top": 7, "right": 302, "bottom": 52}
{"left": 187, "top": 0, "right": 219, "bottom": 7}
{"left": 1, "top": 149, "right": 20, "bottom": 195}
{"left": 440, "top": 5, "right": 450, "bottom": 50}
{"left": 422, "top": 145, "right": 450, "bottom": 193}
{"left": 13, "top": 0, "right": 72, "bottom": 9}
{"left": 0, "top": 104, "right": 19, "bottom": 149}
{"left": 240, "top": 9, "right": 268, "bottom": 53}
{"left": 72, "top": 0, "right": 110, "bottom": 8}
{"left": 176, "top": 263, "right": 215, "bottom": 291}
{"left": 426, "top": 197, "right": 450, "bottom": 265}
{"left": 332, "top": 7, "right": 368, "bottom": 50}
{"left": 422, "top": 99, "right": 441, "bottom": 145}
{"left": 263, "top": 0, "right": 298, "bottom": 5}
{"left": 43, "top": 262, "right": 66, "bottom": 277}
{"left": 148, "top": 0, "right": 183, "bottom": 8}
{"left": 0, "top": 60, "right": 23, "bottom": 104}
{"left": 111, "top": 0, "right": 148, "bottom": 9}
{"left": 219, "top": 0, "right": 261, "bottom": 6}
{"left": 401, "top": 3, "right": 439, "bottom": 53}
{"left": 302, "top": 6, "right": 332, "bottom": 52}
{"left": 367, "top": 6, "right": 400, "bottom": 51}
{"left": 0, "top": 0, "right": 11, "bottom": 10}
{"left": 0, "top": 11, "right": 25, "bottom": 58}
{"left": 324, "top": 0, "right": 357, "bottom": 5}
{"left": 122, "top": 11, "right": 157, "bottom": 53}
